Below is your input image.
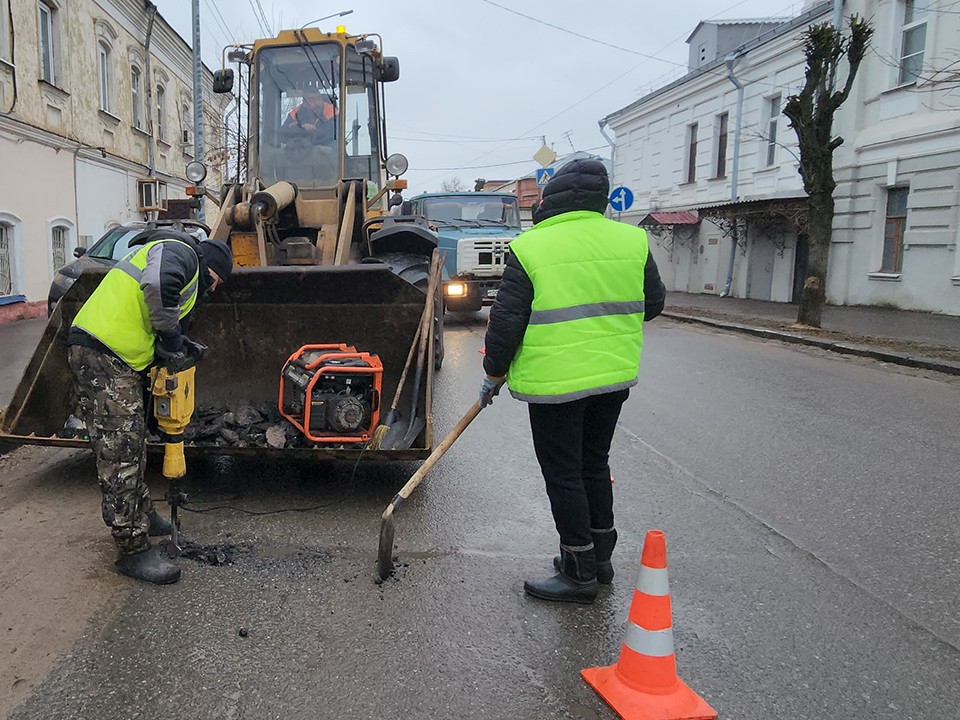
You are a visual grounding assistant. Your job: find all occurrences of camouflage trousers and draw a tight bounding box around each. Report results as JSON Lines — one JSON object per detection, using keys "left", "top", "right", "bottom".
{"left": 68, "top": 345, "right": 154, "bottom": 555}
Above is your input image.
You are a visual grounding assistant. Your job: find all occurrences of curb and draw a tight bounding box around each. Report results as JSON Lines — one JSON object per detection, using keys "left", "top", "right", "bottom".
{"left": 662, "top": 312, "right": 960, "bottom": 376}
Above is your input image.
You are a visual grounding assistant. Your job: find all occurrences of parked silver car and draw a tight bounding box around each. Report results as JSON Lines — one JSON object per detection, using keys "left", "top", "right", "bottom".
{"left": 47, "top": 221, "right": 209, "bottom": 315}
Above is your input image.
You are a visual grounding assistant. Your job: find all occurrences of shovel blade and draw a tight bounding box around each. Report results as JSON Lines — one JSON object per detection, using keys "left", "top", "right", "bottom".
{"left": 376, "top": 514, "right": 396, "bottom": 580}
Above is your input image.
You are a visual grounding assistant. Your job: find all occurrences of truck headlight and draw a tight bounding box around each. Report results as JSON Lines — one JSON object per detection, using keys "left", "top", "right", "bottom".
{"left": 445, "top": 282, "right": 467, "bottom": 297}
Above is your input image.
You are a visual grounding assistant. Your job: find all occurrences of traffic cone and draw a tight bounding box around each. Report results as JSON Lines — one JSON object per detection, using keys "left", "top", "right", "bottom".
{"left": 581, "top": 530, "right": 717, "bottom": 720}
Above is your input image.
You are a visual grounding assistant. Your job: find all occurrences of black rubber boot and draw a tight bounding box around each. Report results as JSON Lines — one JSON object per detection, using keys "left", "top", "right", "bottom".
{"left": 554, "top": 527, "right": 617, "bottom": 584}
{"left": 525, "top": 545, "right": 598, "bottom": 604}
{"left": 115, "top": 546, "right": 181, "bottom": 585}
{"left": 147, "top": 510, "right": 174, "bottom": 537}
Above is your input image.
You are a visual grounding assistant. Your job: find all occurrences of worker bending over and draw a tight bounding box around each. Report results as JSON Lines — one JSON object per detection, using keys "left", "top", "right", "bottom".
{"left": 68, "top": 229, "right": 233, "bottom": 585}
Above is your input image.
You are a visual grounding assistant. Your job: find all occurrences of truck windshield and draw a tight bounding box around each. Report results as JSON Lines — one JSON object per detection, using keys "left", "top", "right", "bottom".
{"left": 422, "top": 197, "right": 520, "bottom": 228}
{"left": 256, "top": 43, "right": 342, "bottom": 188}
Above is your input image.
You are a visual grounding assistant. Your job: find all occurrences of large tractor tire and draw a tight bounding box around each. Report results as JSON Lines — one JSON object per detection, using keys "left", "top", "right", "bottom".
{"left": 364, "top": 252, "right": 443, "bottom": 370}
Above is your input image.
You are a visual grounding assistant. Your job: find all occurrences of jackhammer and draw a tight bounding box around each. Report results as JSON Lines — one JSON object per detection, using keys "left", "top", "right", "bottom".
{"left": 149, "top": 364, "right": 197, "bottom": 554}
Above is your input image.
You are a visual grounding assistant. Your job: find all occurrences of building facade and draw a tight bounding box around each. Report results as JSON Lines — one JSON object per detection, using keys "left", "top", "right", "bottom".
{"left": 0, "top": 0, "right": 228, "bottom": 306}
{"left": 602, "top": 0, "right": 960, "bottom": 315}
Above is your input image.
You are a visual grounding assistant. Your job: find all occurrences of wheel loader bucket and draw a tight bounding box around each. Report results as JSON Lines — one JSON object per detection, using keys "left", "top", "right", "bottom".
{"left": 0, "top": 265, "right": 435, "bottom": 461}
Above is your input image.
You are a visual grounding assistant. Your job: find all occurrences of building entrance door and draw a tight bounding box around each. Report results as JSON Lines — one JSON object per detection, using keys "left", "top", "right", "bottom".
{"left": 746, "top": 235, "right": 775, "bottom": 300}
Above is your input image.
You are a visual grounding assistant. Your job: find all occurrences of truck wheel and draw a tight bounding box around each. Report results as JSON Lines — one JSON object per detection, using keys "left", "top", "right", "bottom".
{"left": 364, "top": 252, "right": 431, "bottom": 292}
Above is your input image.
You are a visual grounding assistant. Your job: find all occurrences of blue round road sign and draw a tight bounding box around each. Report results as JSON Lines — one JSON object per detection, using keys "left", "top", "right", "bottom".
{"left": 609, "top": 186, "right": 634, "bottom": 212}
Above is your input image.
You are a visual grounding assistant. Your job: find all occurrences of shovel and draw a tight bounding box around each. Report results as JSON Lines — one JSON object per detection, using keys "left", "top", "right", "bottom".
{"left": 376, "top": 393, "right": 498, "bottom": 580}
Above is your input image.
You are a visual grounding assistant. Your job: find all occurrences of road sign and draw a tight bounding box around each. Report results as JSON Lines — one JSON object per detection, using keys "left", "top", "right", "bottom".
{"left": 609, "top": 186, "right": 634, "bottom": 212}
{"left": 533, "top": 144, "right": 557, "bottom": 168}
{"left": 536, "top": 167, "right": 555, "bottom": 186}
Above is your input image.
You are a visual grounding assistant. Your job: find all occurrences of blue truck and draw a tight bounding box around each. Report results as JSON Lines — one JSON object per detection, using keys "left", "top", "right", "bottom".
{"left": 407, "top": 192, "right": 522, "bottom": 312}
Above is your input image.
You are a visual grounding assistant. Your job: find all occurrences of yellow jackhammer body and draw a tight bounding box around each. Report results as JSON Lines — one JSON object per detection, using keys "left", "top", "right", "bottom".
{"left": 150, "top": 366, "right": 196, "bottom": 551}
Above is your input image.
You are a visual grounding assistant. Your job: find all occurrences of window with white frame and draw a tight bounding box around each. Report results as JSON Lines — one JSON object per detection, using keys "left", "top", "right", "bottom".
{"left": 131, "top": 66, "right": 143, "bottom": 129}
{"left": 0, "top": 220, "right": 16, "bottom": 295}
{"left": 98, "top": 41, "right": 111, "bottom": 112}
{"left": 0, "top": 0, "right": 12, "bottom": 63}
{"left": 715, "top": 112, "right": 729, "bottom": 178}
{"left": 156, "top": 84, "right": 166, "bottom": 141}
{"left": 765, "top": 94, "right": 781, "bottom": 167}
{"left": 38, "top": 0, "right": 57, "bottom": 84}
{"left": 51, "top": 224, "right": 69, "bottom": 271}
{"left": 898, "top": 0, "right": 927, "bottom": 85}
{"left": 685, "top": 122, "right": 698, "bottom": 183}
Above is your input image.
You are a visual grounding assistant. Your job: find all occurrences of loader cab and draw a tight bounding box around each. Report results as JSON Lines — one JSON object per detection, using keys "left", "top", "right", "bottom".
{"left": 250, "top": 31, "right": 393, "bottom": 193}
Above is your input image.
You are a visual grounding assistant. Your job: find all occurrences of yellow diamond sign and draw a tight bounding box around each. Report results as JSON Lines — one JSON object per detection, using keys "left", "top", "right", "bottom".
{"left": 533, "top": 144, "right": 557, "bottom": 168}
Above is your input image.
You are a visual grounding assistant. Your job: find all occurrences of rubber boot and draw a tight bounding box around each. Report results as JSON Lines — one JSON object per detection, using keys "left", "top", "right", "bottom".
{"left": 115, "top": 546, "right": 181, "bottom": 585}
{"left": 554, "top": 528, "right": 617, "bottom": 584}
{"left": 147, "top": 510, "right": 174, "bottom": 537}
{"left": 525, "top": 545, "right": 598, "bottom": 604}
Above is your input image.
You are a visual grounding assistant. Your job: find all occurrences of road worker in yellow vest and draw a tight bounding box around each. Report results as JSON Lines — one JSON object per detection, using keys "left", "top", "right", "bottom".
{"left": 68, "top": 229, "right": 233, "bottom": 585}
{"left": 481, "top": 159, "right": 667, "bottom": 604}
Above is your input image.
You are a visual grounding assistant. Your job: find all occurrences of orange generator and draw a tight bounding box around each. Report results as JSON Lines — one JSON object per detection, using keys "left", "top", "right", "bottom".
{"left": 279, "top": 344, "right": 383, "bottom": 444}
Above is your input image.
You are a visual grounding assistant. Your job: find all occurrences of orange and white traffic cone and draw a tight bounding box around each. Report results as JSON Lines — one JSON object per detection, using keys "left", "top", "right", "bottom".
{"left": 581, "top": 530, "right": 717, "bottom": 720}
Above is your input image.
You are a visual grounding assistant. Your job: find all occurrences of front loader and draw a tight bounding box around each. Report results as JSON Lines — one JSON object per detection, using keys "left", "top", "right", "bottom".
{"left": 0, "top": 25, "right": 442, "bottom": 462}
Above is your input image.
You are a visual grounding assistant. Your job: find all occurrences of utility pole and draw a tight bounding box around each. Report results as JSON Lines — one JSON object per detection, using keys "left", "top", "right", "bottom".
{"left": 192, "top": 0, "right": 205, "bottom": 221}
{"left": 562, "top": 130, "right": 576, "bottom": 153}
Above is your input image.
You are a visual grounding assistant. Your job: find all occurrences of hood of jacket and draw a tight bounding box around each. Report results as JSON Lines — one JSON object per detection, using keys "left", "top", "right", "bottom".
{"left": 532, "top": 159, "right": 610, "bottom": 224}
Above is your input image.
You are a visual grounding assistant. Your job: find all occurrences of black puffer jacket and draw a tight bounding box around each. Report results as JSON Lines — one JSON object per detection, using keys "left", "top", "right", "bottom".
{"left": 483, "top": 159, "right": 666, "bottom": 379}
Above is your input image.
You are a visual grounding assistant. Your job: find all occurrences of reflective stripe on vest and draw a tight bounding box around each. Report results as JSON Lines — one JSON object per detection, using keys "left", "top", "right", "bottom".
{"left": 72, "top": 239, "right": 200, "bottom": 371}
{"left": 506, "top": 210, "right": 649, "bottom": 403}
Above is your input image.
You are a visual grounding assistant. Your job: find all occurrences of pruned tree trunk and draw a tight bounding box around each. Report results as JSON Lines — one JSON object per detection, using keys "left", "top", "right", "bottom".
{"left": 797, "top": 190, "right": 833, "bottom": 326}
{"left": 783, "top": 17, "right": 873, "bottom": 327}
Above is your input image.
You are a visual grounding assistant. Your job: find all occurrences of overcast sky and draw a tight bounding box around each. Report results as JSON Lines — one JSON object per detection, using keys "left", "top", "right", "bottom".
{"left": 153, "top": 0, "right": 808, "bottom": 193}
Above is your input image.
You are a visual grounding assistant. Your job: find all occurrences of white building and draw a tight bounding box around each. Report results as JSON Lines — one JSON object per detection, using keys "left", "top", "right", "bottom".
{"left": 0, "top": 0, "right": 228, "bottom": 309}
{"left": 602, "top": 0, "right": 960, "bottom": 315}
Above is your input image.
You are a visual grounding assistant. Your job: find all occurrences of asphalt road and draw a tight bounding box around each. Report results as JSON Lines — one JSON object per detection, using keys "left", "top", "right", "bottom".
{"left": 5, "top": 314, "right": 960, "bottom": 719}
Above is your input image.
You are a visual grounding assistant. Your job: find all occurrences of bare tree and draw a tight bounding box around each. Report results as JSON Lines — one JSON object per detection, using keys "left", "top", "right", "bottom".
{"left": 441, "top": 176, "right": 466, "bottom": 192}
{"left": 783, "top": 16, "right": 873, "bottom": 328}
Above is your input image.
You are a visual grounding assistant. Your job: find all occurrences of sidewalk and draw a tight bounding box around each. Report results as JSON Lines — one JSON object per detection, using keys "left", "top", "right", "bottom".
{"left": 664, "top": 292, "right": 960, "bottom": 374}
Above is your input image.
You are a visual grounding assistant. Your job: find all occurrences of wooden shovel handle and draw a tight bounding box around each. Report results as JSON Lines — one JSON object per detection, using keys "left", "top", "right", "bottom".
{"left": 396, "top": 400, "right": 483, "bottom": 501}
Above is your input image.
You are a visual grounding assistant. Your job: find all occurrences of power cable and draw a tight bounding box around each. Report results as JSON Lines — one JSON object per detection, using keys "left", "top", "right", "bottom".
{"left": 253, "top": 0, "right": 274, "bottom": 36}
{"left": 246, "top": 0, "right": 267, "bottom": 35}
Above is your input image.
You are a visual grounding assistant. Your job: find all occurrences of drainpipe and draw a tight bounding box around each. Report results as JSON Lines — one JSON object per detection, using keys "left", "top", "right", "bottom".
{"left": 598, "top": 118, "right": 616, "bottom": 187}
{"left": 832, "top": 0, "right": 844, "bottom": 28}
{"left": 144, "top": 2, "right": 157, "bottom": 177}
{"left": 720, "top": 52, "right": 745, "bottom": 298}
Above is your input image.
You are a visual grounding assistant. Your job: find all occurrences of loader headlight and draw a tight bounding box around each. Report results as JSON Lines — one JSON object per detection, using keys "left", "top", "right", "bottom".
{"left": 185, "top": 160, "right": 207, "bottom": 183}
{"left": 445, "top": 282, "right": 467, "bottom": 298}
{"left": 386, "top": 153, "right": 408, "bottom": 177}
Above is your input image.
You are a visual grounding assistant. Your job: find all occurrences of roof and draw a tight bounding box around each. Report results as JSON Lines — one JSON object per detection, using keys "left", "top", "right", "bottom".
{"left": 604, "top": 1, "right": 832, "bottom": 126}
{"left": 639, "top": 212, "right": 700, "bottom": 226}
{"left": 685, "top": 17, "right": 791, "bottom": 43}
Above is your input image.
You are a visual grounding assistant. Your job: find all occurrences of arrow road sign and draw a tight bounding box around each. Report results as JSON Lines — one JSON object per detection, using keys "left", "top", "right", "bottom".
{"left": 536, "top": 167, "right": 555, "bottom": 186}
{"left": 609, "top": 186, "right": 634, "bottom": 212}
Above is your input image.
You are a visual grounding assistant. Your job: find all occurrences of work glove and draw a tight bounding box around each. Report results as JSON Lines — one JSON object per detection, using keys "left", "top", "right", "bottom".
{"left": 182, "top": 338, "right": 208, "bottom": 363}
{"left": 154, "top": 344, "right": 195, "bottom": 373}
{"left": 479, "top": 376, "right": 504, "bottom": 408}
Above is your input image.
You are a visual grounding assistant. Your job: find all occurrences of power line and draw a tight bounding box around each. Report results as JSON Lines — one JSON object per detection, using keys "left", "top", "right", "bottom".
{"left": 479, "top": 0, "right": 689, "bottom": 70}
{"left": 246, "top": 0, "right": 267, "bottom": 35}
{"left": 252, "top": 0, "right": 274, "bottom": 36}
{"left": 204, "top": 0, "right": 233, "bottom": 42}
{"left": 390, "top": 134, "right": 544, "bottom": 144}
{"left": 412, "top": 145, "right": 607, "bottom": 172}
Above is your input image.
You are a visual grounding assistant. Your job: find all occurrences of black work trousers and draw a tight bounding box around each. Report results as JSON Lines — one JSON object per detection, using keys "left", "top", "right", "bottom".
{"left": 527, "top": 389, "right": 629, "bottom": 549}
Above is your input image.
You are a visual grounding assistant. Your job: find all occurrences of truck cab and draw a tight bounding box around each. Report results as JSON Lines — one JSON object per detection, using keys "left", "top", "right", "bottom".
{"left": 408, "top": 192, "right": 522, "bottom": 312}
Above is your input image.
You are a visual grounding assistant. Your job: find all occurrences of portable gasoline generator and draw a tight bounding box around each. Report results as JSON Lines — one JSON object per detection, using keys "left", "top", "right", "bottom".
{"left": 279, "top": 344, "right": 383, "bottom": 443}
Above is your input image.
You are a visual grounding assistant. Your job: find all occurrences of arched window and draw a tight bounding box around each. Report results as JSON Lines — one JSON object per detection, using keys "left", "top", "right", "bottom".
{"left": 156, "top": 84, "right": 166, "bottom": 141}
{"left": 131, "top": 65, "right": 143, "bottom": 129}
{"left": 0, "top": 213, "right": 22, "bottom": 297}
{"left": 47, "top": 218, "right": 74, "bottom": 276}
{"left": 98, "top": 40, "right": 111, "bottom": 112}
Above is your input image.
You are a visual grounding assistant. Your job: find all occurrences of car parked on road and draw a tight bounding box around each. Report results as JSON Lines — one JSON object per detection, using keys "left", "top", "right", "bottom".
{"left": 47, "top": 220, "right": 209, "bottom": 315}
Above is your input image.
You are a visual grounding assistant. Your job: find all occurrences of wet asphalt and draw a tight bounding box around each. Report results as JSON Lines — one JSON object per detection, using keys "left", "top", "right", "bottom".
{"left": 8, "top": 315, "right": 960, "bottom": 719}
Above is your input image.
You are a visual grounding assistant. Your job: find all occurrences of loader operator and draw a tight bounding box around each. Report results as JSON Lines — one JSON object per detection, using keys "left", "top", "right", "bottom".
{"left": 480, "top": 159, "right": 666, "bottom": 604}
{"left": 282, "top": 88, "right": 337, "bottom": 145}
{"left": 67, "top": 229, "right": 234, "bottom": 585}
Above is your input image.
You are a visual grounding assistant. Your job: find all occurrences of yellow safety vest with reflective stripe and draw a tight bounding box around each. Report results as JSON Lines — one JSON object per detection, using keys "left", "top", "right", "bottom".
{"left": 507, "top": 210, "right": 648, "bottom": 403}
{"left": 72, "top": 239, "right": 200, "bottom": 371}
